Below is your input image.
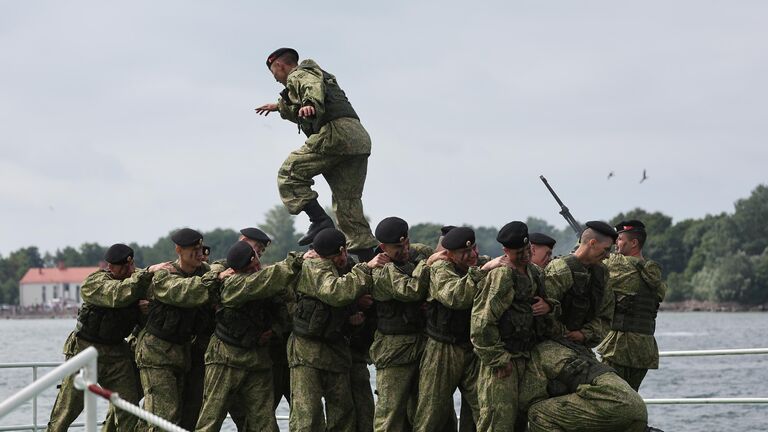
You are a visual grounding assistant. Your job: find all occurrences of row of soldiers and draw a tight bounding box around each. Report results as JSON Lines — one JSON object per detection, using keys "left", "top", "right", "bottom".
{"left": 47, "top": 217, "right": 665, "bottom": 432}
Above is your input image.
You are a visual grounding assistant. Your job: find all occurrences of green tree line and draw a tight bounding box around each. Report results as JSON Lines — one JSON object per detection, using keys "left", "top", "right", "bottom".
{"left": 2, "top": 185, "right": 767, "bottom": 305}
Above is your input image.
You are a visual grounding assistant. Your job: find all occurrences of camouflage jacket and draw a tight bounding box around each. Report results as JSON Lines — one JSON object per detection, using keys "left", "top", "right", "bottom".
{"left": 596, "top": 254, "right": 667, "bottom": 369}
{"left": 277, "top": 59, "right": 370, "bottom": 155}
{"left": 428, "top": 260, "right": 486, "bottom": 309}
{"left": 471, "top": 264, "right": 560, "bottom": 368}
{"left": 287, "top": 257, "right": 373, "bottom": 373}
{"left": 544, "top": 257, "right": 614, "bottom": 348}
{"left": 369, "top": 243, "right": 432, "bottom": 368}
{"left": 81, "top": 268, "right": 152, "bottom": 308}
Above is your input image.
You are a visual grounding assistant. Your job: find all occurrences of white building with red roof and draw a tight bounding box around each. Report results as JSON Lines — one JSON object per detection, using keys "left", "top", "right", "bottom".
{"left": 18, "top": 264, "right": 100, "bottom": 307}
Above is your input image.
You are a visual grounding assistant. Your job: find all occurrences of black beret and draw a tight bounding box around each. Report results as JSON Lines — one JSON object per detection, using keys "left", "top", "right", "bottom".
{"left": 441, "top": 227, "right": 476, "bottom": 251}
{"left": 240, "top": 227, "right": 272, "bottom": 246}
{"left": 529, "top": 232, "right": 557, "bottom": 248}
{"left": 313, "top": 228, "right": 347, "bottom": 257}
{"left": 497, "top": 222, "right": 529, "bottom": 249}
{"left": 375, "top": 217, "right": 409, "bottom": 244}
{"left": 615, "top": 220, "right": 646, "bottom": 234}
{"left": 266, "top": 47, "right": 299, "bottom": 68}
{"left": 227, "top": 241, "right": 256, "bottom": 271}
{"left": 585, "top": 221, "right": 618, "bottom": 241}
{"left": 171, "top": 228, "right": 203, "bottom": 247}
{"left": 104, "top": 243, "right": 134, "bottom": 265}
{"left": 440, "top": 225, "right": 456, "bottom": 236}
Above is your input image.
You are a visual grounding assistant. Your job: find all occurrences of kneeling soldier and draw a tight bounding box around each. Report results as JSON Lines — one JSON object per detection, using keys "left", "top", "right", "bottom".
{"left": 521, "top": 339, "right": 648, "bottom": 432}
{"left": 288, "top": 228, "right": 388, "bottom": 432}
{"left": 195, "top": 241, "right": 304, "bottom": 432}
{"left": 471, "top": 222, "right": 558, "bottom": 431}
{"left": 47, "top": 244, "right": 168, "bottom": 432}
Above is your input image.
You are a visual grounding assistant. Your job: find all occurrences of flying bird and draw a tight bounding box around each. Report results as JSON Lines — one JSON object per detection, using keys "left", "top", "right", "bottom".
{"left": 607, "top": 171, "right": 615, "bottom": 180}
{"left": 640, "top": 169, "right": 648, "bottom": 184}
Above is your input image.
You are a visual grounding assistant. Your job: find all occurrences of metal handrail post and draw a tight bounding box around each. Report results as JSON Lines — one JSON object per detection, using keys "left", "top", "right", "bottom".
{"left": 73, "top": 355, "right": 99, "bottom": 432}
{"left": 0, "top": 347, "right": 98, "bottom": 421}
{"left": 32, "top": 366, "right": 38, "bottom": 431}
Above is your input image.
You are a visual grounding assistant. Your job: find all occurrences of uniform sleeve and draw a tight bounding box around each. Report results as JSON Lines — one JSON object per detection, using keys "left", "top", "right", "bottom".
{"left": 81, "top": 269, "right": 152, "bottom": 308}
{"left": 580, "top": 265, "right": 615, "bottom": 347}
{"left": 372, "top": 260, "right": 430, "bottom": 302}
{"left": 221, "top": 255, "right": 303, "bottom": 306}
{"left": 292, "top": 70, "right": 326, "bottom": 113}
{"left": 306, "top": 261, "right": 372, "bottom": 307}
{"left": 470, "top": 268, "right": 514, "bottom": 368}
{"left": 278, "top": 96, "right": 299, "bottom": 123}
{"left": 543, "top": 260, "right": 573, "bottom": 337}
{"left": 429, "top": 260, "right": 486, "bottom": 309}
{"left": 150, "top": 269, "right": 219, "bottom": 307}
{"left": 642, "top": 260, "right": 667, "bottom": 303}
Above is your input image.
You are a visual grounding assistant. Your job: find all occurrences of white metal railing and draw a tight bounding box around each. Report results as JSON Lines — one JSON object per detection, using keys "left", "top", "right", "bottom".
{"left": 644, "top": 346, "right": 768, "bottom": 405}
{"left": 0, "top": 347, "right": 99, "bottom": 432}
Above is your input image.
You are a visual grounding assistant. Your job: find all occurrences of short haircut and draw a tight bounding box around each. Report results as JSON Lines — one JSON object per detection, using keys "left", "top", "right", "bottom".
{"left": 580, "top": 227, "right": 612, "bottom": 245}
{"left": 624, "top": 230, "right": 647, "bottom": 249}
{"left": 277, "top": 51, "right": 298, "bottom": 66}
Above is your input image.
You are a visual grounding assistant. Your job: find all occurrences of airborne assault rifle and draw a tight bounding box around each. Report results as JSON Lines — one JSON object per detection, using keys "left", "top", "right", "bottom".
{"left": 539, "top": 175, "right": 583, "bottom": 238}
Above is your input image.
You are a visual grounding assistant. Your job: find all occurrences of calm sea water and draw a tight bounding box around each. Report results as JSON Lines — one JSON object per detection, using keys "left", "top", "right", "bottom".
{"left": 1, "top": 313, "right": 767, "bottom": 431}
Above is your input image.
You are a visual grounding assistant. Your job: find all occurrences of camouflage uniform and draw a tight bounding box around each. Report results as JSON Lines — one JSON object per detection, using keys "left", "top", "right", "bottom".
{"left": 135, "top": 261, "right": 220, "bottom": 430}
{"left": 520, "top": 340, "right": 648, "bottom": 432}
{"left": 276, "top": 59, "right": 376, "bottom": 250}
{"left": 544, "top": 256, "right": 614, "bottom": 348}
{"left": 369, "top": 244, "right": 432, "bottom": 432}
{"left": 471, "top": 264, "right": 558, "bottom": 432}
{"left": 413, "top": 260, "right": 486, "bottom": 432}
{"left": 287, "top": 257, "right": 373, "bottom": 432}
{"left": 349, "top": 311, "right": 376, "bottom": 432}
{"left": 596, "top": 254, "right": 666, "bottom": 390}
{"left": 47, "top": 268, "right": 150, "bottom": 432}
{"left": 195, "top": 254, "right": 303, "bottom": 432}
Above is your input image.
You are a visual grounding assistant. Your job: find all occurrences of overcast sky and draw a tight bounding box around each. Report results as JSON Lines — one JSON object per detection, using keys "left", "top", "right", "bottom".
{"left": 1, "top": 1, "right": 766, "bottom": 255}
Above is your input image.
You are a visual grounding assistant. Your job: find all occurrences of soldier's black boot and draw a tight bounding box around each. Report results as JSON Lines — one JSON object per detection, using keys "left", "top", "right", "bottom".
{"left": 298, "top": 199, "right": 334, "bottom": 246}
{"left": 349, "top": 247, "right": 376, "bottom": 263}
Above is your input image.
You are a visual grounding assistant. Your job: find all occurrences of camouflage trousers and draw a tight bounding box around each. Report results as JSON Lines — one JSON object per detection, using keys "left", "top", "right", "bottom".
{"left": 137, "top": 366, "right": 185, "bottom": 430}
{"left": 476, "top": 357, "right": 527, "bottom": 432}
{"left": 413, "top": 339, "right": 480, "bottom": 432}
{"left": 289, "top": 365, "right": 356, "bottom": 432}
{"left": 277, "top": 148, "right": 377, "bottom": 250}
{"left": 602, "top": 358, "right": 649, "bottom": 391}
{"left": 373, "top": 362, "right": 419, "bottom": 432}
{"left": 351, "top": 361, "right": 374, "bottom": 432}
{"left": 47, "top": 346, "right": 141, "bottom": 432}
{"left": 527, "top": 373, "right": 648, "bottom": 432}
{"left": 195, "top": 363, "right": 277, "bottom": 432}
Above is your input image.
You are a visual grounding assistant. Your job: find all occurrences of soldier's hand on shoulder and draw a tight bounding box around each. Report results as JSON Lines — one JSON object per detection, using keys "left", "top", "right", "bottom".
{"left": 303, "top": 249, "right": 320, "bottom": 260}
{"left": 366, "top": 253, "right": 390, "bottom": 269}
{"left": 481, "top": 255, "right": 509, "bottom": 271}
{"left": 255, "top": 103, "right": 278, "bottom": 115}
{"left": 218, "top": 268, "right": 235, "bottom": 280}
{"left": 426, "top": 250, "right": 449, "bottom": 266}
{"left": 148, "top": 262, "right": 174, "bottom": 273}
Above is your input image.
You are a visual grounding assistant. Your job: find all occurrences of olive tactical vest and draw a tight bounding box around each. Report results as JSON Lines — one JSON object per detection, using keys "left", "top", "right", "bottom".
{"left": 560, "top": 255, "right": 605, "bottom": 331}
{"left": 285, "top": 68, "right": 359, "bottom": 137}
{"left": 498, "top": 266, "right": 545, "bottom": 353}
{"left": 145, "top": 301, "right": 198, "bottom": 344}
{"left": 376, "top": 254, "right": 426, "bottom": 335}
{"left": 292, "top": 294, "right": 351, "bottom": 343}
{"left": 611, "top": 261, "right": 659, "bottom": 335}
{"left": 214, "top": 300, "right": 273, "bottom": 349}
{"left": 76, "top": 302, "right": 140, "bottom": 345}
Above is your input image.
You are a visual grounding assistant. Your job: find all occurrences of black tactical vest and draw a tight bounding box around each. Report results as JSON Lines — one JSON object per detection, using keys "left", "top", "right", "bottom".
{"left": 76, "top": 302, "right": 139, "bottom": 345}
{"left": 215, "top": 300, "right": 273, "bottom": 349}
{"left": 292, "top": 295, "right": 351, "bottom": 343}
{"left": 290, "top": 69, "right": 359, "bottom": 136}
{"left": 376, "top": 255, "right": 427, "bottom": 335}
{"left": 546, "top": 338, "right": 615, "bottom": 397}
{"left": 145, "top": 301, "right": 198, "bottom": 344}
{"left": 425, "top": 302, "right": 471, "bottom": 346}
{"left": 497, "top": 267, "right": 544, "bottom": 353}
{"left": 611, "top": 262, "right": 659, "bottom": 335}
{"left": 560, "top": 255, "right": 606, "bottom": 331}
